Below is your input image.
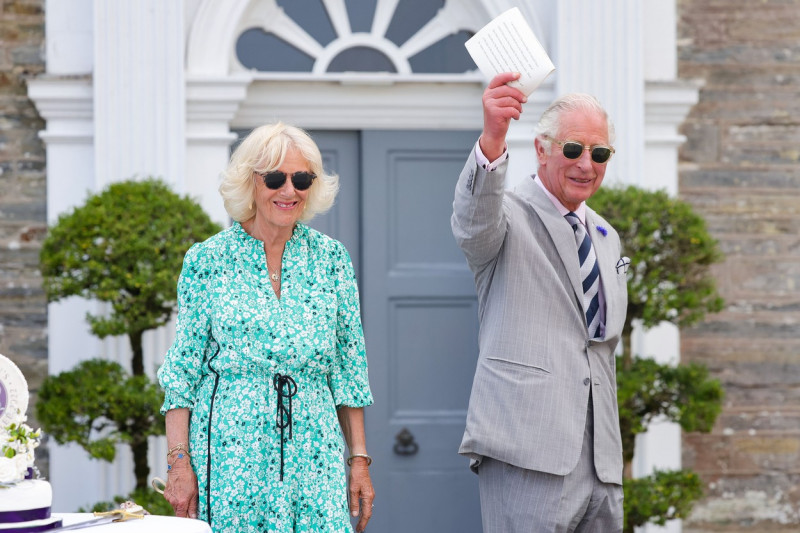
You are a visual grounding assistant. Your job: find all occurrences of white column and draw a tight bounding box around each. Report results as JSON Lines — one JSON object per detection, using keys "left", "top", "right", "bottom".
{"left": 30, "top": 0, "right": 190, "bottom": 510}
{"left": 644, "top": 0, "right": 678, "bottom": 81}
{"left": 185, "top": 75, "right": 252, "bottom": 226}
{"left": 632, "top": 321, "right": 682, "bottom": 533}
{"left": 89, "top": 0, "right": 187, "bottom": 505}
{"left": 93, "top": 0, "right": 186, "bottom": 191}
{"left": 28, "top": 78, "right": 94, "bottom": 220}
{"left": 554, "top": 0, "right": 644, "bottom": 189}
{"left": 44, "top": 0, "right": 93, "bottom": 75}
{"left": 643, "top": 81, "right": 701, "bottom": 196}
{"left": 32, "top": 3, "right": 101, "bottom": 514}
{"left": 27, "top": 72, "right": 107, "bottom": 513}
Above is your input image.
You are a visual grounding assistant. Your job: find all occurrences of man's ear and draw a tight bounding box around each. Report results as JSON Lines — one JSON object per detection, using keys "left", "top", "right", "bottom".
{"left": 534, "top": 138, "right": 547, "bottom": 166}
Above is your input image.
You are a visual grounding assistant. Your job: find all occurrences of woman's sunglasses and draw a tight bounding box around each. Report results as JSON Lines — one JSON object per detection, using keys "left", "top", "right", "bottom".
{"left": 259, "top": 170, "right": 317, "bottom": 191}
{"left": 543, "top": 135, "right": 615, "bottom": 164}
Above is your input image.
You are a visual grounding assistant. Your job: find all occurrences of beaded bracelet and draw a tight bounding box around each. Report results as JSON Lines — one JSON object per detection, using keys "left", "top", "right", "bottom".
{"left": 167, "top": 452, "right": 191, "bottom": 473}
{"left": 167, "top": 442, "right": 189, "bottom": 458}
{"left": 346, "top": 454, "right": 373, "bottom": 467}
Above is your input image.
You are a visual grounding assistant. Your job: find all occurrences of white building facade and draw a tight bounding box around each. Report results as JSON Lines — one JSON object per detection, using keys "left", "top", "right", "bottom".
{"left": 29, "top": 1, "right": 696, "bottom": 531}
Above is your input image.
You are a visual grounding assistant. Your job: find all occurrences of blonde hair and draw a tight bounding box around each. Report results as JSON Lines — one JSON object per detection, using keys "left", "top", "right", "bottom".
{"left": 219, "top": 123, "right": 339, "bottom": 223}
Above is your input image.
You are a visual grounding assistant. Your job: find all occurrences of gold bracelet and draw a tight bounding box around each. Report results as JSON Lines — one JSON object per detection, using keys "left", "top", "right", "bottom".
{"left": 346, "top": 454, "right": 372, "bottom": 467}
{"left": 167, "top": 442, "right": 189, "bottom": 458}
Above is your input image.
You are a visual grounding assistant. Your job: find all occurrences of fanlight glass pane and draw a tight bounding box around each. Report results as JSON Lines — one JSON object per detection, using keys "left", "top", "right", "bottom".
{"left": 344, "top": 0, "right": 376, "bottom": 33}
{"left": 327, "top": 47, "right": 397, "bottom": 73}
{"left": 276, "top": 0, "right": 336, "bottom": 46}
{"left": 384, "top": 0, "right": 445, "bottom": 48}
{"left": 236, "top": 29, "right": 314, "bottom": 72}
{"left": 409, "top": 31, "right": 476, "bottom": 74}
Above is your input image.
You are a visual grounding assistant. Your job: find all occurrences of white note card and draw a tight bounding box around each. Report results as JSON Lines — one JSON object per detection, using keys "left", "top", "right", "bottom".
{"left": 465, "top": 7, "right": 555, "bottom": 96}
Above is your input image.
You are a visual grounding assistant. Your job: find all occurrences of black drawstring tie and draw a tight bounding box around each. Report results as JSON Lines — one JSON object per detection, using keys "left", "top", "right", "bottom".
{"left": 273, "top": 373, "right": 297, "bottom": 481}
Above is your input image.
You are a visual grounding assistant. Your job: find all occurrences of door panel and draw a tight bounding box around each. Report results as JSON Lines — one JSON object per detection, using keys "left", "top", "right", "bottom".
{"left": 309, "top": 130, "right": 361, "bottom": 276}
{"left": 361, "top": 130, "right": 482, "bottom": 533}
{"left": 386, "top": 152, "right": 471, "bottom": 267}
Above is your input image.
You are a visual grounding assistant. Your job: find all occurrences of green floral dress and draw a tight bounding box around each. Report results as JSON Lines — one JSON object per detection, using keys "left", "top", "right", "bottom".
{"left": 158, "top": 222, "right": 372, "bottom": 532}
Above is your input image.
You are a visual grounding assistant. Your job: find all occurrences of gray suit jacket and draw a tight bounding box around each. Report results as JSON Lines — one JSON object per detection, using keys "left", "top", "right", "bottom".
{"left": 451, "top": 148, "right": 627, "bottom": 484}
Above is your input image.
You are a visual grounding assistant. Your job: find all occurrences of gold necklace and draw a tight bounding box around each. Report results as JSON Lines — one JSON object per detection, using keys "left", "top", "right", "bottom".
{"left": 265, "top": 253, "right": 280, "bottom": 284}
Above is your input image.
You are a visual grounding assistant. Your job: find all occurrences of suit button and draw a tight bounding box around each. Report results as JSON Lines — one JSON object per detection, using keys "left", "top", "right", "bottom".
{"left": 583, "top": 378, "right": 591, "bottom": 386}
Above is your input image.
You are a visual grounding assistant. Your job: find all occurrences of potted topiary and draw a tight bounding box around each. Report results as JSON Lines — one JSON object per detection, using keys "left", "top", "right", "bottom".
{"left": 589, "top": 185, "right": 725, "bottom": 533}
{"left": 37, "top": 178, "right": 220, "bottom": 511}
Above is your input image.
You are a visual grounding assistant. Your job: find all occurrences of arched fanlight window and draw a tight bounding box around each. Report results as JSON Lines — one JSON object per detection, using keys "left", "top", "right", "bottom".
{"left": 235, "top": 0, "right": 476, "bottom": 75}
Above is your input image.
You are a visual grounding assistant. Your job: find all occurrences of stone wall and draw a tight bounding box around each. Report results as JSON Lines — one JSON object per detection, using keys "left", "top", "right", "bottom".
{"left": 0, "top": 0, "right": 47, "bottom": 474}
{"left": 678, "top": 0, "right": 800, "bottom": 530}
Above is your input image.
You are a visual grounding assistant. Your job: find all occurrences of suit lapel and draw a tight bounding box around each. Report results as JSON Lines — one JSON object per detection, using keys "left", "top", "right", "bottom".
{"left": 517, "top": 179, "right": 624, "bottom": 337}
{"left": 516, "top": 178, "right": 584, "bottom": 305}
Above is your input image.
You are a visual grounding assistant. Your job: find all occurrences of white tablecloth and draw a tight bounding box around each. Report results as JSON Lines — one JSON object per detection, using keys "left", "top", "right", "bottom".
{"left": 53, "top": 513, "right": 211, "bottom": 532}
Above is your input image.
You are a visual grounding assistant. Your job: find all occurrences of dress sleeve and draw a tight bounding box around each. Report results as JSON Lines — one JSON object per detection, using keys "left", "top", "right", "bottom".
{"left": 157, "top": 243, "right": 214, "bottom": 414}
{"left": 328, "top": 242, "right": 373, "bottom": 409}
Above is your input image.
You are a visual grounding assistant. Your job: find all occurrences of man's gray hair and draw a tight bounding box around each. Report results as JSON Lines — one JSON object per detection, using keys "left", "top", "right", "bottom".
{"left": 534, "top": 93, "right": 615, "bottom": 152}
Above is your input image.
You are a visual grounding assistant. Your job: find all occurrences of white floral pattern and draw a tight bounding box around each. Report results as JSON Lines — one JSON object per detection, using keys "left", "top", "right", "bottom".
{"left": 158, "top": 222, "right": 372, "bottom": 532}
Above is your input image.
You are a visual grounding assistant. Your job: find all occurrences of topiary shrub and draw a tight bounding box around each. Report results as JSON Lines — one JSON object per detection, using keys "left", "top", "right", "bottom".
{"left": 623, "top": 469, "right": 703, "bottom": 528}
{"left": 590, "top": 185, "right": 725, "bottom": 532}
{"left": 40, "top": 178, "right": 221, "bottom": 378}
{"left": 37, "top": 359, "right": 164, "bottom": 463}
{"left": 616, "top": 355, "right": 723, "bottom": 471}
{"left": 590, "top": 185, "right": 724, "bottom": 368}
{"left": 38, "top": 178, "right": 221, "bottom": 502}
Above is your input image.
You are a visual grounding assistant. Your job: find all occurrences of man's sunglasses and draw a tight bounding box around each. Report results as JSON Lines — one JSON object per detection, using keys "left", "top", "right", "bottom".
{"left": 543, "top": 135, "right": 615, "bottom": 164}
{"left": 259, "top": 170, "right": 317, "bottom": 191}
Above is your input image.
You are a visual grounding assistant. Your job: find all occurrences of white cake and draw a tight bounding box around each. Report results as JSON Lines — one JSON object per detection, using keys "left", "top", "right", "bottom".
{"left": 0, "top": 355, "right": 62, "bottom": 532}
{"left": 0, "top": 479, "right": 62, "bottom": 531}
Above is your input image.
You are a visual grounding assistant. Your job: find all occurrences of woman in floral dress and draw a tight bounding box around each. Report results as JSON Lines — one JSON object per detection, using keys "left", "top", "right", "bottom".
{"left": 158, "top": 123, "right": 374, "bottom": 532}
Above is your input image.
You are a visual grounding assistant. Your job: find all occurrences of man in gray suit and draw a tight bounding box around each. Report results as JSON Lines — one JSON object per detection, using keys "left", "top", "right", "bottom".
{"left": 451, "top": 72, "right": 628, "bottom": 532}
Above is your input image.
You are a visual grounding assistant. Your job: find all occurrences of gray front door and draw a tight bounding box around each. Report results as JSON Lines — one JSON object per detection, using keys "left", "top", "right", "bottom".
{"left": 312, "top": 129, "right": 482, "bottom": 532}
{"left": 361, "top": 130, "right": 482, "bottom": 533}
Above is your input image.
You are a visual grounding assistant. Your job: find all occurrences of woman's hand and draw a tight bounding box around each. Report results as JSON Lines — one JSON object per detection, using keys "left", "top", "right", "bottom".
{"left": 164, "top": 461, "right": 199, "bottom": 519}
{"left": 164, "top": 409, "right": 197, "bottom": 518}
{"left": 348, "top": 458, "right": 374, "bottom": 533}
{"left": 337, "top": 406, "right": 373, "bottom": 532}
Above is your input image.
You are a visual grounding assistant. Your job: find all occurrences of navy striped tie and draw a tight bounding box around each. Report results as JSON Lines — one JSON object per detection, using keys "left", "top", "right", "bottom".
{"left": 565, "top": 212, "right": 601, "bottom": 338}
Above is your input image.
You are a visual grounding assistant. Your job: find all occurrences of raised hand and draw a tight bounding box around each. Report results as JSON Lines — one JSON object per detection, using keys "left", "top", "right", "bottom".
{"left": 479, "top": 72, "right": 528, "bottom": 161}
